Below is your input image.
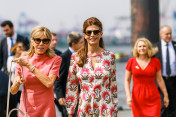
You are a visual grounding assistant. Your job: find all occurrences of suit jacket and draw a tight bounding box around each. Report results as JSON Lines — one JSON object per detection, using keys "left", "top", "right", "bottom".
{"left": 54, "top": 48, "right": 62, "bottom": 56}
{"left": 154, "top": 40, "right": 176, "bottom": 72}
{"left": 0, "top": 70, "right": 9, "bottom": 96}
{"left": 0, "top": 34, "right": 30, "bottom": 70}
{"left": 54, "top": 49, "right": 72, "bottom": 99}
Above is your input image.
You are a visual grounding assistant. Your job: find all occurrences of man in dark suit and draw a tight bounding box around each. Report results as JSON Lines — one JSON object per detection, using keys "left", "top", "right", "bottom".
{"left": 0, "top": 70, "right": 17, "bottom": 117}
{"left": 0, "top": 20, "right": 29, "bottom": 73}
{"left": 51, "top": 32, "right": 62, "bottom": 56}
{"left": 155, "top": 25, "right": 176, "bottom": 117}
{"left": 54, "top": 32, "right": 83, "bottom": 117}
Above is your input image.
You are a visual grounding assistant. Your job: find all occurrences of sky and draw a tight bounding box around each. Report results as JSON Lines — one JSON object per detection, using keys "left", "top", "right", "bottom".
{"left": 0, "top": 0, "right": 130, "bottom": 32}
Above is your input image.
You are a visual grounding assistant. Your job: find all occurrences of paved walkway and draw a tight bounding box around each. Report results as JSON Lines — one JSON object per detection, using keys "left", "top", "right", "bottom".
{"left": 118, "top": 110, "right": 132, "bottom": 117}
{"left": 56, "top": 108, "right": 132, "bottom": 117}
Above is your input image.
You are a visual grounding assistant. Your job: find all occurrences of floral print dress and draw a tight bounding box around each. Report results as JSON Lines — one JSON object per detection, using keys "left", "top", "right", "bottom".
{"left": 66, "top": 50, "right": 118, "bottom": 117}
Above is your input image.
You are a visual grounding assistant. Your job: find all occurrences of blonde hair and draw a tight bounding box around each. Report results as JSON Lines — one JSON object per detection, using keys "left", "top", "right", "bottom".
{"left": 133, "top": 37, "right": 158, "bottom": 57}
{"left": 28, "top": 26, "right": 55, "bottom": 58}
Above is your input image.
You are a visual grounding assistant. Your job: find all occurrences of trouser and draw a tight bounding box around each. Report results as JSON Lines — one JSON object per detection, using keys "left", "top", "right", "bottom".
{"left": 0, "top": 94, "right": 17, "bottom": 117}
{"left": 160, "top": 76, "right": 176, "bottom": 117}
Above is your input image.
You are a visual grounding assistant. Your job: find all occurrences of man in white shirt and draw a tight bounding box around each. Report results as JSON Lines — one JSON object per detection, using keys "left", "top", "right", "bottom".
{"left": 0, "top": 20, "right": 29, "bottom": 73}
{"left": 155, "top": 25, "right": 176, "bottom": 117}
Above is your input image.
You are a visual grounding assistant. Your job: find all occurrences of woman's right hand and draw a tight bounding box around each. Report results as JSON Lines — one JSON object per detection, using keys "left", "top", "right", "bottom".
{"left": 15, "top": 71, "right": 24, "bottom": 86}
{"left": 68, "top": 114, "right": 73, "bottom": 117}
{"left": 126, "top": 97, "right": 132, "bottom": 107}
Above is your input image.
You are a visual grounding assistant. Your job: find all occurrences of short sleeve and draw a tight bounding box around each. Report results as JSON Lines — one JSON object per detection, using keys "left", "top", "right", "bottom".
{"left": 49, "top": 56, "right": 62, "bottom": 79}
{"left": 154, "top": 58, "right": 161, "bottom": 71}
{"left": 126, "top": 58, "right": 133, "bottom": 71}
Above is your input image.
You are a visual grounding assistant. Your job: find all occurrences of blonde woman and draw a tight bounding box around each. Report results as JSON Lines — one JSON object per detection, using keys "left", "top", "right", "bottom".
{"left": 10, "top": 26, "right": 62, "bottom": 117}
{"left": 124, "top": 38, "right": 169, "bottom": 117}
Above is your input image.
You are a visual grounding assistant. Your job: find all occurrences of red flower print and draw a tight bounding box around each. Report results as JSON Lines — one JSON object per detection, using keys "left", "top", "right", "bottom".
{"left": 65, "top": 88, "right": 68, "bottom": 94}
{"left": 83, "top": 93, "right": 87, "bottom": 101}
{"left": 77, "top": 77, "right": 82, "bottom": 84}
{"left": 77, "top": 109, "right": 83, "bottom": 117}
{"left": 72, "top": 64, "right": 76, "bottom": 70}
{"left": 80, "top": 68, "right": 90, "bottom": 75}
{"left": 100, "top": 104, "right": 108, "bottom": 115}
{"left": 92, "top": 93, "right": 96, "bottom": 98}
{"left": 93, "top": 103, "right": 99, "bottom": 109}
{"left": 93, "top": 84, "right": 101, "bottom": 92}
{"left": 102, "top": 60, "right": 110, "bottom": 67}
{"left": 105, "top": 83, "right": 110, "bottom": 89}
{"left": 111, "top": 85, "right": 117, "bottom": 94}
{"left": 71, "top": 55, "right": 76, "bottom": 61}
{"left": 110, "top": 107, "right": 115, "bottom": 117}
{"left": 94, "top": 67, "right": 103, "bottom": 74}
{"left": 112, "top": 69, "right": 116, "bottom": 75}
{"left": 70, "top": 80, "right": 78, "bottom": 86}
{"left": 89, "top": 76, "right": 94, "bottom": 83}
{"left": 85, "top": 104, "right": 92, "bottom": 115}
{"left": 102, "top": 91, "right": 110, "bottom": 100}
{"left": 68, "top": 71, "right": 71, "bottom": 77}
{"left": 82, "top": 85, "right": 89, "bottom": 92}
{"left": 66, "top": 95, "right": 75, "bottom": 103}
{"left": 103, "top": 76, "right": 109, "bottom": 82}
{"left": 111, "top": 54, "right": 115, "bottom": 59}
{"left": 69, "top": 80, "right": 78, "bottom": 91}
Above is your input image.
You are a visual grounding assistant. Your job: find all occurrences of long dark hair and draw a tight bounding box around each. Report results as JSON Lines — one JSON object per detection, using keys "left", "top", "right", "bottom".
{"left": 77, "top": 17, "right": 104, "bottom": 67}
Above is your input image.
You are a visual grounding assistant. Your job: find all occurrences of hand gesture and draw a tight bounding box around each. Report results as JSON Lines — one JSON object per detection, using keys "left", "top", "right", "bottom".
{"left": 13, "top": 58, "right": 30, "bottom": 67}
{"left": 15, "top": 71, "right": 24, "bottom": 86}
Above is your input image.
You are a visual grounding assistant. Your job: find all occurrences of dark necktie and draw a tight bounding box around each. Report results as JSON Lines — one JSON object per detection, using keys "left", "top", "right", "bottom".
{"left": 10, "top": 38, "right": 13, "bottom": 56}
{"left": 166, "top": 43, "right": 171, "bottom": 76}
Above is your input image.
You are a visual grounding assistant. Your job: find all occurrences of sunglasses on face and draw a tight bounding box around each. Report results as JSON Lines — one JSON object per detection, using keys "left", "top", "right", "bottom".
{"left": 85, "top": 30, "right": 100, "bottom": 36}
{"left": 33, "top": 38, "right": 50, "bottom": 44}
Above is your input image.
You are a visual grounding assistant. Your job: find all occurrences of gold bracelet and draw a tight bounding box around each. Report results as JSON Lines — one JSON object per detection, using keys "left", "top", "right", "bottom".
{"left": 30, "top": 65, "right": 36, "bottom": 73}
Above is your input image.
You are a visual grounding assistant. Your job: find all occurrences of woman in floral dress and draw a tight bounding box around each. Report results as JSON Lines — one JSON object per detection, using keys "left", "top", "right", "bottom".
{"left": 66, "top": 17, "right": 118, "bottom": 117}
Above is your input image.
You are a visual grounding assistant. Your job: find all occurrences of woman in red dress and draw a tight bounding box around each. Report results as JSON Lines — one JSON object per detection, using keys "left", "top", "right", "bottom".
{"left": 124, "top": 38, "right": 169, "bottom": 117}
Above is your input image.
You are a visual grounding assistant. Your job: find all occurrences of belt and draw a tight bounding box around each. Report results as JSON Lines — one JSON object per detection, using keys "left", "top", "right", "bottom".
{"left": 163, "top": 76, "right": 176, "bottom": 79}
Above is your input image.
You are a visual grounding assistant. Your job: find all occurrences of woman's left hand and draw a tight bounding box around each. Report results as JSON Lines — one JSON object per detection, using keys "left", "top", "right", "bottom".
{"left": 164, "top": 96, "right": 169, "bottom": 108}
{"left": 12, "top": 58, "right": 30, "bottom": 67}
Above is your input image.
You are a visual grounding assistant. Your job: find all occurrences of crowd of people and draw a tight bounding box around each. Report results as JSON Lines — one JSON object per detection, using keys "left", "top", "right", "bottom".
{"left": 0, "top": 17, "right": 175, "bottom": 117}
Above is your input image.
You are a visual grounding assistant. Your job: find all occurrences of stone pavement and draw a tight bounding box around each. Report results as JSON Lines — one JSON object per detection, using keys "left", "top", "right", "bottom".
{"left": 56, "top": 107, "right": 132, "bottom": 117}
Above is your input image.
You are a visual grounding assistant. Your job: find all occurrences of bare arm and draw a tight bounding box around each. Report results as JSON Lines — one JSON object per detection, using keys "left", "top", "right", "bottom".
{"left": 13, "top": 58, "right": 57, "bottom": 88}
{"left": 11, "top": 71, "right": 24, "bottom": 94}
{"left": 124, "top": 70, "right": 132, "bottom": 107}
{"left": 156, "top": 70, "right": 169, "bottom": 107}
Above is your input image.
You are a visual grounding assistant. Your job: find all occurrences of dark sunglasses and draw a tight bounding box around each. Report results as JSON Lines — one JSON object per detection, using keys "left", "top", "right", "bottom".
{"left": 85, "top": 30, "right": 100, "bottom": 36}
{"left": 33, "top": 38, "right": 50, "bottom": 44}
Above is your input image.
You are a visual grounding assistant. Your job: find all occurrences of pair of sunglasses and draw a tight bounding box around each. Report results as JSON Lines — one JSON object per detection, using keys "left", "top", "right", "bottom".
{"left": 33, "top": 38, "right": 50, "bottom": 44}
{"left": 85, "top": 30, "right": 100, "bottom": 36}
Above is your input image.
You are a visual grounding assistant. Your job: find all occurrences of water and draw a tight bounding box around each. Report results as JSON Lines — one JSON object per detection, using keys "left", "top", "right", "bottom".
{"left": 57, "top": 45, "right": 132, "bottom": 109}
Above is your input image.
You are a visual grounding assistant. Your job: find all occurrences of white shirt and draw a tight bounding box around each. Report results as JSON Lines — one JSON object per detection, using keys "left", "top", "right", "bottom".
{"left": 7, "top": 56, "right": 22, "bottom": 91}
{"left": 161, "top": 39, "right": 176, "bottom": 76}
{"left": 7, "top": 33, "right": 17, "bottom": 56}
{"left": 69, "top": 47, "right": 75, "bottom": 54}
